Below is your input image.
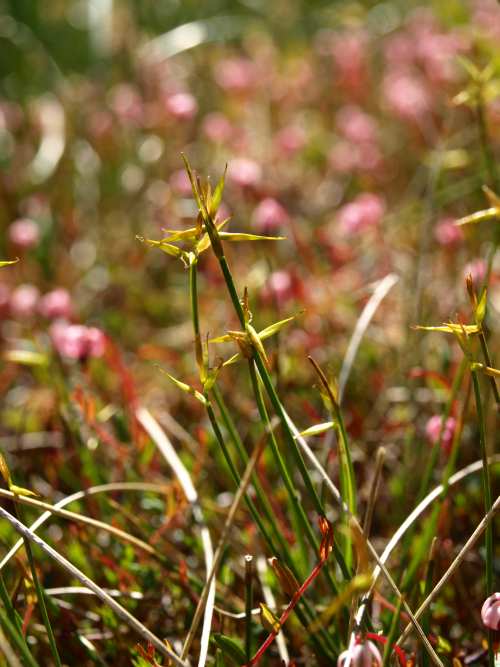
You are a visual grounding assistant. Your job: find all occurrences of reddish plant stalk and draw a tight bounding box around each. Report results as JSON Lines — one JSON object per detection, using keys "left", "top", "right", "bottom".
{"left": 246, "top": 560, "right": 326, "bottom": 666}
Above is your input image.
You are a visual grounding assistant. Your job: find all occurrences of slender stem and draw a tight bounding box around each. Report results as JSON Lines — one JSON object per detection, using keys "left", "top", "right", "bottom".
{"left": 14, "top": 504, "right": 62, "bottom": 667}
{"left": 472, "top": 365, "right": 494, "bottom": 667}
{"left": 417, "top": 358, "right": 467, "bottom": 503}
{"left": 478, "top": 332, "right": 500, "bottom": 407}
{"left": 245, "top": 555, "right": 254, "bottom": 663}
{"left": 381, "top": 597, "right": 403, "bottom": 667}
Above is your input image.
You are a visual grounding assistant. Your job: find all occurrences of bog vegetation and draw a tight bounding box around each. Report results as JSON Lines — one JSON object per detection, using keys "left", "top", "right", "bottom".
{"left": 0, "top": 1, "right": 499, "bottom": 666}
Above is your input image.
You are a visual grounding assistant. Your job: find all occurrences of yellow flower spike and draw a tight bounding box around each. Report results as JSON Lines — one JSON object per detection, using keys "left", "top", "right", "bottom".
{"left": 455, "top": 208, "right": 499, "bottom": 226}
{"left": 0, "top": 258, "right": 19, "bottom": 268}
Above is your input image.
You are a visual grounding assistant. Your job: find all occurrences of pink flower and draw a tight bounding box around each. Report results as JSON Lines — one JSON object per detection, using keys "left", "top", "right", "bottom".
{"left": 274, "top": 125, "right": 307, "bottom": 156}
{"left": 38, "top": 289, "right": 73, "bottom": 319}
{"left": 434, "top": 218, "right": 463, "bottom": 247}
{"left": 50, "top": 321, "right": 106, "bottom": 360}
{"left": 337, "top": 194, "right": 385, "bottom": 235}
{"left": 331, "top": 31, "right": 370, "bottom": 97}
{"left": 336, "top": 106, "right": 378, "bottom": 144}
{"left": 86, "top": 327, "right": 107, "bottom": 357}
{"left": 169, "top": 169, "right": 193, "bottom": 196}
{"left": 214, "top": 58, "right": 256, "bottom": 93}
{"left": 464, "top": 259, "right": 487, "bottom": 288}
{"left": 228, "top": 158, "right": 262, "bottom": 188}
{"left": 202, "top": 112, "right": 233, "bottom": 143}
{"left": 383, "top": 70, "right": 431, "bottom": 122}
{"left": 8, "top": 219, "right": 40, "bottom": 249}
{"left": 338, "top": 641, "right": 382, "bottom": 667}
{"left": 252, "top": 198, "right": 288, "bottom": 233}
{"left": 264, "top": 270, "right": 293, "bottom": 306}
{"left": 481, "top": 593, "right": 500, "bottom": 630}
{"left": 109, "top": 84, "right": 143, "bottom": 125}
{"left": 9, "top": 284, "right": 40, "bottom": 319}
{"left": 165, "top": 93, "right": 197, "bottom": 121}
{"left": 425, "top": 415, "right": 457, "bottom": 454}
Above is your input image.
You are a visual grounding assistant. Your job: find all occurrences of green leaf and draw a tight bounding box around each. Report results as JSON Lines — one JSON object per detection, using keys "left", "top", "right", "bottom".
{"left": 10, "top": 484, "right": 40, "bottom": 498}
{"left": 209, "top": 165, "right": 227, "bottom": 218}
{"left": 259, "top": 314, "right": 297, "bottom": 340}
{"left": 211, "top": 634, "right": 246, "bottom": 665}
{"left": 157, "top": 367, "right": 207, "bottom": 405}
{"left": 245, "top": 323, "right": 269, "bottom": 367}
{"left": 181, "top": 153, "right": 204, "bottom": 213}
{"left": 219, "top": 232, "right": 285, "bottom": 243}
{"left": 296, "top": 421, "right": 336, "bottom": 438}
{"left": 475, "top": 288, "right": 487, "bottom": 325}
{"left": 4, "top": 350, "right": 48, "bottom": 366}
{"left": 455, "top": 207, "right": 499, "bottom": 226}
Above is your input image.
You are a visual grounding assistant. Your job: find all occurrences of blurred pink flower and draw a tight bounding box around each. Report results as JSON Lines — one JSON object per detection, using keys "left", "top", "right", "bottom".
{"left": 425, "top": 415, "right": 456, "bottom": 454}
{"left": 434, "top": 218, "right": 463, "bottom": 246}
{"left": 337, "top": 193, "right": 385, "bottom": 234}
{"left": 165, "top": 92, "right": 197, "bottom": 120}
{"left": 264, "top": 270, "right": 293, "bottom": 306}
{"left": 39, "top": 289, "right": 73, "bottom": 319}
{"left": 331, "top": 31, "right": 369, "bottom": 97}
{"left": 228, "top": 158, "right": 262, "bottom": 188}
{"left": 464, "top": 259, "right": 487, "bottom": 287}
{"left": 8, "top": 219, "right": 40, "bottom": 249}
{"left": 337, "top": 641, "right": 382, "bottom": 667}
{"left": 10, "top": 284, "right": 40, "bottom": 319}
{"left": 329, "top": 141, "right": 359, "bottom": 174}
{"left": 50, "top": 321, "right": 106, "bottom": 360}
{"left": 109, "top": 84, "right": 143, "bottom": 125}
{"left": 383, "top": 70, "right": 431, "bottom": 122}
{"left": 336, "top": 106, "right": 378, "bottom": 144}
{"left": 202, "top": 112, "right": 233, "bottom": 143}
{"left": 214, "top": 58, "right": 256, "bottom": 93}
{"left": 252, "top": 198, "right": 289, "bottom": 233}
{"left": 481, "top": 593, "right": 500, "bottom": 630}
{"left": 471, "top": 0, "right": 500, "bottom": 42}
{"left": 169, "top": 169, "right": 193, "bottom": 196}
{"left": 274, "top": 125, "right": 307, "bottom": 156}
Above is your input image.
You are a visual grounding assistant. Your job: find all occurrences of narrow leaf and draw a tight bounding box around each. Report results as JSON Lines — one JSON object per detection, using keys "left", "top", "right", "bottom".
{"left": 157, "top": 368, "right": 207, "bottom": 405}
{"left": 296, "top": 421, "right": 335, "bottom": 438}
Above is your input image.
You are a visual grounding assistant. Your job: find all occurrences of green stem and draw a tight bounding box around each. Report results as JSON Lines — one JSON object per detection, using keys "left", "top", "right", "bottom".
{"left": 15, "top": 504, "right": 62, "bottom": 667}
{"left": 471, "top": 369, "right": 494, "bottom": 667}
{"left": 417, "top": 358, "right": 467, "bottom": 503}
{"left": 244, "top": 555, "right": 253, "bottom": 663}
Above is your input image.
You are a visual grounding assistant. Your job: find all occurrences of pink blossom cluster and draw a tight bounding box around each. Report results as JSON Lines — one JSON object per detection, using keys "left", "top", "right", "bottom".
{"left": 425, "top": 415, "right": 457, "bottom": 454}
{"left": 337, "top": 194, "right": 385, "bottom": 235}
{"left": 8, "top": 285, "right": 73, "bottom": 320}
{"left": 50, "top": 321, "right": 106, "bottom": 360}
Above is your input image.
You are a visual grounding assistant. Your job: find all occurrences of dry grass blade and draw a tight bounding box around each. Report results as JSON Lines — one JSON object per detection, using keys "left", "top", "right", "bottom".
{"left": 0, "top": 488, "right": 157, "bottom": 558}
{"left": 181, "top": 437, "right": 265, "bottom": 660}
{"left": 0, "top": 505, "right": 187, "bottom": 667}
{"left": 0, "top": 482, "right": 167, "bottom": 571}
{"left": 136, "top": 407, "right": 215, "bottom": 667}
{"left": 339, "top": 273, "right": 399, "bottom": 402}
{"left": 396, "top": 494, "right": 500, "bottom": 647}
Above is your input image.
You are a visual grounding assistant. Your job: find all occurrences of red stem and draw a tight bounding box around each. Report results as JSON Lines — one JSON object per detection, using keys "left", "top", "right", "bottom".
{"left": 247, "top": 560, "right": 325, "bottom": 666}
